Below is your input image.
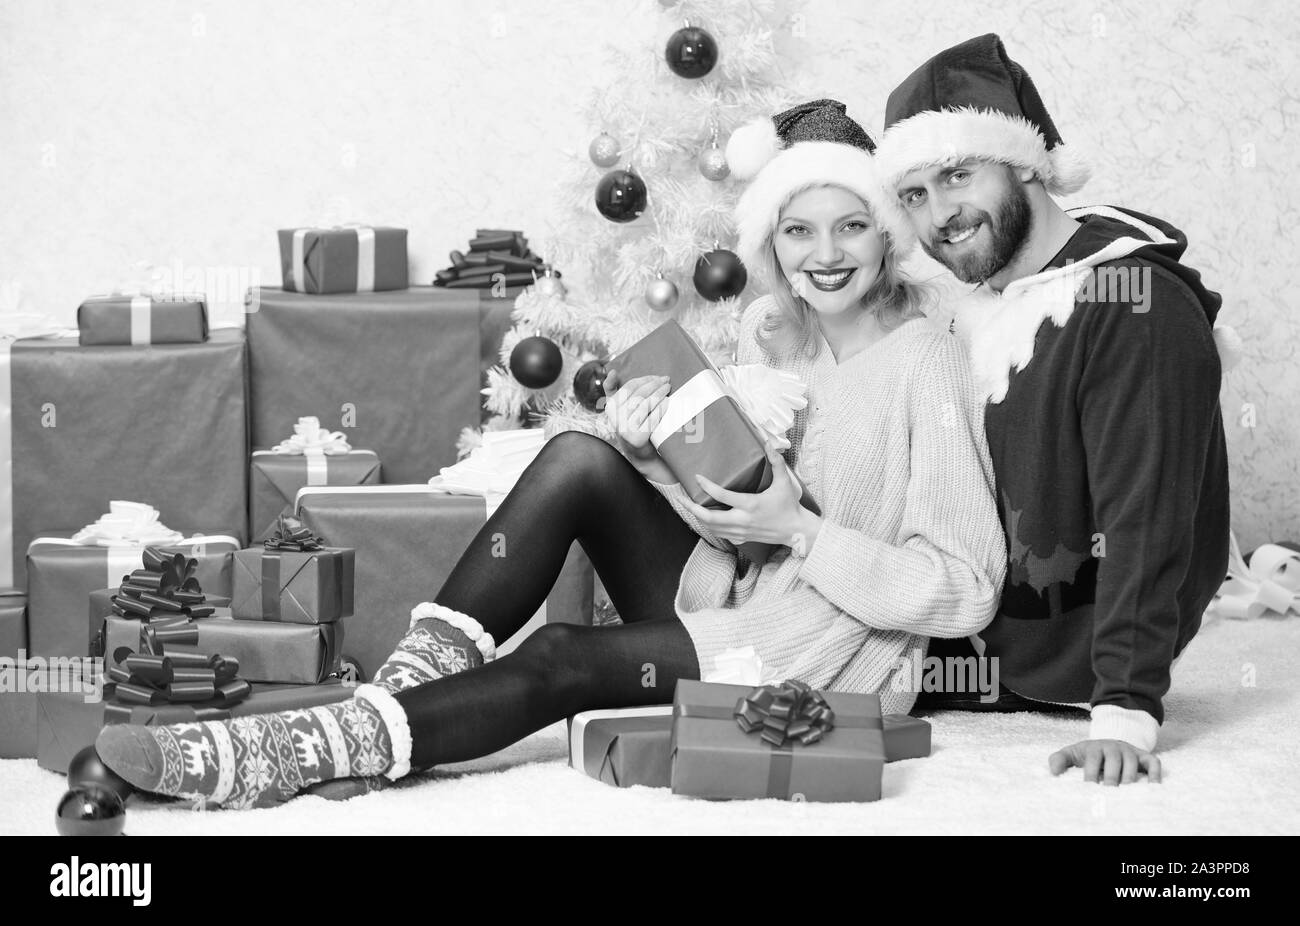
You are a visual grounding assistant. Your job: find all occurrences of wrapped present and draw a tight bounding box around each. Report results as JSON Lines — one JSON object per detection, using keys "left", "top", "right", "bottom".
{"left": 249, "top": 286, "right": 509, "bottom": 481}
{"left": 0, "top": 588, "right": 25, "bottom": 658}
{"left": 77, "top": 294, "right": 208, "bottom": 345}
{"left": 231, "top": 517, "right": 354, "bottom": 624}
{"left": 569, "top": 705, "right": 928, "bottom": 790}
{"left": 608, "top": 321, "right": 818, "bottom": 565}
{"left": 670, "top": 679, "right": 886, "bottom": 802}
{"left": 2, "top": 661, "right": 101, "bottom": 761}
{"left": 27, "top": 524, "right": 238, "bottom": 657}
{"left": 250, "top": 416, "right": 382, "bottom": 541}
{"left": 37, "top": 677, "right": 353, "bottom": 774}
{"left": 278, "top": 225, "right": 409, "bottom": 294}
{"left": 295, "top": 484, "right": 593, "bottom": 678}
{"left": 3, "top": 326, "right": 248, "bottom": 589}
{"left": 89, "top": 586, "right": 231, "bottom": 656}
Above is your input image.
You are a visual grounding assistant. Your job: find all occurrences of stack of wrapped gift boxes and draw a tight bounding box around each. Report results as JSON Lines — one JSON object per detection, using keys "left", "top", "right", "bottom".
{"left": 0, "top": 225, "right": 595, "bottom": 769}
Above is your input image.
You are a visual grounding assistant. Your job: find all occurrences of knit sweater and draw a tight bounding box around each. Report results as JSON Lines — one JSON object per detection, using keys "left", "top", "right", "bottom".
{"left": 645, "top": 296, "right": 1007, "bottom": 715}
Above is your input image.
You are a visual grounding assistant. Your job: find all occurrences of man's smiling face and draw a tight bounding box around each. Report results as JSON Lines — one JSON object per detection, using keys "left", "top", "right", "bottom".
{"left": 895, "top": 158, "right": 1033, "bottom": 284}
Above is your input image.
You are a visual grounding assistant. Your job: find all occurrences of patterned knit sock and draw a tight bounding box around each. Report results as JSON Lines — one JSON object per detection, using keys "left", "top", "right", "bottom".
{"left": 369, "top": 602, "right": 496, "bottom": 694}
{"left": 94, "top": 684, "right": 412, "bottom": 810}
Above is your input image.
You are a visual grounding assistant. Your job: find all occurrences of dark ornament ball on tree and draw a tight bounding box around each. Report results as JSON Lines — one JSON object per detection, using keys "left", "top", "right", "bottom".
{"left": 55, "top": 785, "right": 126, "bottom": 837}
{"left": 594, "top": 168, "right": 647, "bottom": 223}
{"left": 693, "top": 248, "right": 747, "bottom": 301}
{"left": 573, "top": 360, "right": 610, "bottom": 412}
{"left": 510, "top": 336, "right": 564, "bottom": 389}
{"left": 665, "top": 25, "right": 718, "bottom": 79}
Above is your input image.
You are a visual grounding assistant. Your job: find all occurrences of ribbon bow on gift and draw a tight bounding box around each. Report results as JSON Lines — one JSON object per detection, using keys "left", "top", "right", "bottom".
{"left": 734, "top": 679, "right": 836, "bottom": 748}
{"left": 1209, "top": 533, "right": 1300, "bottom": 619}
{"left": 717, "top": 364, "right": 808, "bottom": 452}
{"left": 263, "top": 514, "right": 325, "bottom": 552}
{"left": 428, "top": 428, "right": 547, "bottom": 497}
{"left": 71, "top": 501, "right": 186, "bottom": 547}
{"left": 271, "top": 416, "right": 352, "bottom": 455}
{"left": 105, "top": 619, "right": 251, "bottom": 718}
{"left": 108, "top": 546, "right": 217, "bottom": 622}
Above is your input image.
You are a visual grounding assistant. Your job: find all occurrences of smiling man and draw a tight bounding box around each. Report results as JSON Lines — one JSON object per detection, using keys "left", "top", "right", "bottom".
{"left": 874, "top": 34, "right": 1237, "bottom": 784}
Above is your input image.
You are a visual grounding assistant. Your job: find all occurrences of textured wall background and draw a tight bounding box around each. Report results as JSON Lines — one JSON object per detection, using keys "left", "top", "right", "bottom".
{"left": 1, "top": 0, "right": 1295, "bottom": 547}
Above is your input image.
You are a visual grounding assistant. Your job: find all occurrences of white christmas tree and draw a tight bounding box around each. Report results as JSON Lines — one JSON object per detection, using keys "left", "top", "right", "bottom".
{"left": 463, "top": 0, "right": 806, "bottom": 455}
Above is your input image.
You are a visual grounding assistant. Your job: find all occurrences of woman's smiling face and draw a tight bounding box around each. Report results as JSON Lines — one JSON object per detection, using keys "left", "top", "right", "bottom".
{"left": 773, "top": 185, "right": 884, "bottom": 315}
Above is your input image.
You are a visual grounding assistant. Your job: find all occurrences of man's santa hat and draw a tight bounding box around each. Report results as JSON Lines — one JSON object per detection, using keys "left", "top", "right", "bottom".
{"left": 726, "top": 99, "right": 912, "bottom": 271}
{"left": 875, "top": 33, "right": 1091, "bottom": 198}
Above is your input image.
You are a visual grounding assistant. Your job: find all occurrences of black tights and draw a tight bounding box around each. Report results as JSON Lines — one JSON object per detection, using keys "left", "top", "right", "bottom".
{"left": 393, "top": 431, "right": 704, "bottom": 768}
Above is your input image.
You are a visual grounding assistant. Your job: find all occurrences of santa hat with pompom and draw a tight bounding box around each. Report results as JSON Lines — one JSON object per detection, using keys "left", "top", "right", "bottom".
{"left": 727, "top": 99, "right": 915, "bottom": 272}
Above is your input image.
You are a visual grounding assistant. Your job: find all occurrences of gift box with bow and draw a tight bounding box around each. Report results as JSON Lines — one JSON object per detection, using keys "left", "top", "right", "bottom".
{"left": 231, "top": 516, "right": 355, "bottom": 624}
{"left": 670, "top": 679, "right": 886, "bottom": 802}
{"left": 608, "top": 320, "right": 819, "bottom": 565}
{"left": 1208, "top": 534, "right": 1300, "bottom": 620}
{"left": 77, "top": 293, "right": 208, "bottom": 346}
{"left": 278, "top": 225, "right": 409, "bottom": 294}
{"left": 250, "top": 417, "right": 381, "bottom": 542}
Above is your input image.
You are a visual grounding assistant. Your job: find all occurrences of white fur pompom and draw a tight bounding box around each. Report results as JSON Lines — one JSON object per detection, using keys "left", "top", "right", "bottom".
{"left": 726, "top": 117, "right": 783, "bottom": 180}
{"left": 1213, "top": 323, "right": 1243, "bottom": 371}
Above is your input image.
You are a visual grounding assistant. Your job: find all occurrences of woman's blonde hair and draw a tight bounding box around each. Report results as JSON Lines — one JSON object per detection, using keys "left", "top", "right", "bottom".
{"left": 754, "top": 183, "right": 931, "bottom": 362}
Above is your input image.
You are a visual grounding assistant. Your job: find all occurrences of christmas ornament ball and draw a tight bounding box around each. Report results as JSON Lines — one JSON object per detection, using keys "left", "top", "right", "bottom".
{"left": 645, "top": 275, "right": 680, "bottom": 312}
{"left": 510, "top": 336, "right": 564, "bottom": 389}
{"left": 588, "top": 133, "right": 621, "bottom": 168}
{"left": 595, "top": 168, "right": 648, "bottom": 223}
{"left": 67, "top": 745, "right": 134, "bottom": 804}
{"left": 698, "top": 146, "right": 730, "bottom": 181}
{"left": 55, "top": 785, "right": 126, "bottom": 837}
{"left": 665, "top": 25, "right": 718, "bottom": 79}
{"left": 693, "top": 248, "right": 747, "bottom": 301}
{"left": 573, "top": 360, "right": 610, "bottom": 412}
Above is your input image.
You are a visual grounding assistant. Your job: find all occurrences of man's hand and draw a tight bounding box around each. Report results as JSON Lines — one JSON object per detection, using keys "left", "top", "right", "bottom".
{"left": 1049, "top": 740, "right": 1162, "bottom": 785}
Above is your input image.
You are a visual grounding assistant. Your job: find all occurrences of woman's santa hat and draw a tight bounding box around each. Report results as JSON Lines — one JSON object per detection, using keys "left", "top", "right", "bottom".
{"left": 874, "top": 33, "right": 1091, "bottom": 198}
{"left": 727, "top": 99, "right": 913, "bottom": 270}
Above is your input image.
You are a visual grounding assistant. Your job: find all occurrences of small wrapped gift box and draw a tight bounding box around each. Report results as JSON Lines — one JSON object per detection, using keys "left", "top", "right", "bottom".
{"left": 670, "top": 679, "right": 886, "bottom": 802}
{"left": 231, "top": 543, "right": 355, "bottom": 624}
{"left": 0, "top": 588, "right": 25, "bottom": 658}
{"left": 36, "top": 678, "right": 354, "bottom": 774}
{"left": 77, "top": 294, "right": 208, "bottom": 345}
{"left": 608, "top": 321, "right": 818, "bottom": 565}
{"left": 26, "top": 532, "right": 238, "bottom": 657}
{"left": 250, "top": 448, "right": 381, "bottom": 542}
{"left": 278, "top": 225, "right": 409, "bottom": 294}
{"left": 570, "top": 705, "right": 928, "bottom": 790}
{"left": 103, "top": 611, "right": 341, "bottom": 684}
{"left": 294, "top": 485, "right": 593, "bottom": 678}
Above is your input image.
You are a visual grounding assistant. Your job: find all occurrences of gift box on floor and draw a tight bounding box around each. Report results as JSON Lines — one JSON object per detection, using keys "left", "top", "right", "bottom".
{"left": 88, "top": 587, "right": 232, "bottom": 656}
{"left": 570, "top": 705, "right": 928, "bottom": 789}
{"left": 0, "top": 589, "right": 25, "bottom": 658}
{"left": 103, "top": 611, "right": 340, "bottom": 684}
{"left": 36, "top": 678, "right": 354, "bottom": 774}
{"left": 250, "top": 448, "right": 381, "bottom": 542}
{"left": 2, "top": 662, "right": 102, "bottom": 761}
{"left": 77, "top": 294, "right": 208, "bottom": 345}
{"left": 278, "top": 226, "right": 409, "bottom": 294}
{"left": 249, "top": 286, "right": 510, "bottom": 482}
{"left": 294, "top": 485, "right": 593, "bottom": 679}
{"left": 231, "top": 542, "right": 354, "bottom": 624}
{"left": 27, "top": 532, "right": 239, "bottom": 657}
{"left": 3, "top": 327, "right": 248, "bottom": 589}
{"left": 608, "top": 321, "right": 818, "bottom": 565}
{"left": 670, "top": 680, "right": 886, "bottom": 802}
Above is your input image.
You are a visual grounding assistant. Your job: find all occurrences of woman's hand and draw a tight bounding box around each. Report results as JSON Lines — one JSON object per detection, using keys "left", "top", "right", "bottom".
{"left": 602, "top": 368, "right": 673, "bottom": 478}
{"left": 682, "top": 443, "right": 823, "bottom": 554}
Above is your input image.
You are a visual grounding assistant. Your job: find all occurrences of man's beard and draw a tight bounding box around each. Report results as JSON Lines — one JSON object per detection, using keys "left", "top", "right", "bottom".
{"left": 923, "top": 185, "right": 1032, "bottom": 284}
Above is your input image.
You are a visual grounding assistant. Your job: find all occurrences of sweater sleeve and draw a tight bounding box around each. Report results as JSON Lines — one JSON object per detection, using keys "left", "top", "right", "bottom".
{"left": 1077, "top": 265, "right": 1224, "bottom": 731}
{"left": 796, "top": 331, "right": 1007, "bottom": 637}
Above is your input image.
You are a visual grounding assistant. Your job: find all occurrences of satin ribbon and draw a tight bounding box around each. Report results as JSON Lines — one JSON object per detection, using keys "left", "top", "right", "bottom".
{"left": 104, "top": 621, "right": 251, "bottom": 719}
{"left": 69, "top": 501, "right": 186, "bottom": 547}
{"left": 291, "top": 225, "right": 376, "bottom": 292}
{"left": 106, "top": 546, "right": 218, "bottom": 623}
{"left": 267, "top": 416, "right": 353, "bottom": 484}
{"left": 129, "top": 296, "right": 151, "bottom": 345}
{"left": 649, "top": 364, "right": 807, "bottom": 451}
{"left": 737, "top": 681, "right": 835, "bottom": 800}
{"left": 1209, "top": 533, "right": 1300, "bottom": 619}
{"left": 31, "top": 531, "right": 240, "bottom": 590}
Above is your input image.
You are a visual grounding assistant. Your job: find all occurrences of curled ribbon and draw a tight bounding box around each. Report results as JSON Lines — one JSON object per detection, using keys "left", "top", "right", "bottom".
{"left": 263, "top": 514, "right": 325, "bottom": 552}
{"left": 105, "top": 621, "right": 251, "bottom": 713}
{"left": 734, "top": 679, "right": 836, "bottom": 748}
{"left": 107, "top": 545, "right": 217, "bottom": 622}
{"left": 1209, "top": 533, "right": 1300, "bottom": 619}
{"left": 271, "top": 416, "right": 352, "bottom": 455}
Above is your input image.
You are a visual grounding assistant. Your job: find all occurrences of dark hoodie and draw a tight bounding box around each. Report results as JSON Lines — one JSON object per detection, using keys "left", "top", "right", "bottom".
{"left": 976, "top": 205, "right": 1230, "bottom": 728}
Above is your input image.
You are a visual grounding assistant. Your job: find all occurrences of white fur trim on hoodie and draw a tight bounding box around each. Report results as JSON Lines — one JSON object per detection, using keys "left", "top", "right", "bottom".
{"left": 876, "top": 106, "right": 1092, "bottom": 197}
{"left": 409, "top": 601, "right": 497, "bottom": 662}
{"left": 353, "top": 683, "right": 413, "bottom": 780}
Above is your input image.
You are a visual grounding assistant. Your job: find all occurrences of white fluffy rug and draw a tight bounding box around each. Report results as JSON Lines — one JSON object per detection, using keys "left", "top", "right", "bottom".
{"left": 3, "top": 613, "right": 1297, "bottom": 836}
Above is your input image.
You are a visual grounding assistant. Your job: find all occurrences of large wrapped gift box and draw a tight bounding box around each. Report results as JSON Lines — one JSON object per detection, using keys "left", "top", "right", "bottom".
{"left": 250, "top": 449, "right": 381, "bottom": 542}
{"left": 36, "top": 677, "right": 354, "bottom": 774}
{"left": 608, "top": 321, "right": 817, "bottom": 564}
{"left": 278, "top": 226, "right": 409, "bottom": 294}
{"left": 89, "top": 586, "right": 232, "bottom": 655}
{"left": 2, "top": 662, "right": 100, "bottom": 760}
{"left": 295, "top": 485, "right": 593, "bottom": 679}
{"left": 231, "top": 545, "right": 354, "bottom": 624}
{"left": 0, "top": 589, "right": 24, "bottom": 657}
{"left": 249, "top": 286, "right": 511, "bottom": 482}
{"left": 570, "top": 704, "right": 929, "bottom": 790}
{"left": 103, "top": 611, "right": 340, "bottom": 685}
{"left": 670, "top": 680, "right": 886, "bottom": 802}
{"left": 26, "top": 534, "right": 238, "bottom": 657}
{"left": 77, "top": 294, "right": 208, "bottom": 345}
{"left": 3, "top": 328, "right": 248, "bottom": 589}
